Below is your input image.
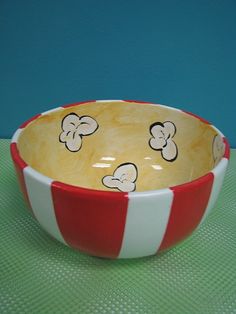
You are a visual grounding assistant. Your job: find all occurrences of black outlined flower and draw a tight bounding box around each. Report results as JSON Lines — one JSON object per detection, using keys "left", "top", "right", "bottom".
{"left": 149, "top": 121, "right": 178, "bottom": 162}
{"left": 59, "top": 113, "right": 98, "bottom": 152}
{"left": 212, "top": 134, "right": 225, "bottom": 165}
{"left": 102, "top": 163, "right": 138, "bottom": 192}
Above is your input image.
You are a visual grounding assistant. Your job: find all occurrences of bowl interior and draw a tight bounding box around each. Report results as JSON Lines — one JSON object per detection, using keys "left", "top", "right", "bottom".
{"left": 17, "top": 101, "right": 225, "bottom": 192}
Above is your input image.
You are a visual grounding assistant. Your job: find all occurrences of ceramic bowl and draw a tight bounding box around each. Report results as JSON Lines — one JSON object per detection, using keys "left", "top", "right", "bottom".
{"left": 10, "top": 100, "right": 230, "bottom": 258}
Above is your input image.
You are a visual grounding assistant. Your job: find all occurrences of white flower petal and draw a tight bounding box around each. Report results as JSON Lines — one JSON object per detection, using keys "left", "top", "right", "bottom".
{"left": 59, "top": 131, "right": 69, "bottom": 143}
{"left": 213, "top": 134, "right": 225, "bottom": 164}
{"left": 150, "top": 124, "right": 164, "bottom": 137}
{"left": 62, "top": 114, "right": 81, "bottom": 131}
{"left": 163, "top": 121, "right": 176, "bottom": 137}
{"left": 114, "top": 163, "right": 137, "bottom": 183}
{"left": 162, "top": 139, "right": 177, "bottom": 161}
{"left": 78, "top": 116, "right": 98, "bottom": 135}
{"left": 150, "top": 137, "right": 166, "bottom": 150}
{"left": 102, "top": 176, "right": 120, "bottom": 189}
{"left": 65, "top": 131, "right": 82, "bottom": 152}
{"left": 116, "top": 180, "right": 136, "bottom": 192}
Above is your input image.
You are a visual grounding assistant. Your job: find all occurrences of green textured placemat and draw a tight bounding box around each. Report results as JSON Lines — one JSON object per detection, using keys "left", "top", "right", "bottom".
{"left": 0, "top": 139, "right": 236, "bottom": 314}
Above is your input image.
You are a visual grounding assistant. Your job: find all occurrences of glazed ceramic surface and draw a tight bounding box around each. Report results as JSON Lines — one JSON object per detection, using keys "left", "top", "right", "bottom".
{"left": 11, "top": 100, "right": 230, "bottom": 258}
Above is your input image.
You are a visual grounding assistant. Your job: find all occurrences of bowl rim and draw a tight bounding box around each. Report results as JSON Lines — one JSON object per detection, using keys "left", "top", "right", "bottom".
{"left": 10, "top": 99, "right": 230, "bottom": 197}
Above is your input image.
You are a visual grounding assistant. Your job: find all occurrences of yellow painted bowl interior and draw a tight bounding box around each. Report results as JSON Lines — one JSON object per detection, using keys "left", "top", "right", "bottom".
{"left": 17, "top": 101, "right": 223, "bottom": 192}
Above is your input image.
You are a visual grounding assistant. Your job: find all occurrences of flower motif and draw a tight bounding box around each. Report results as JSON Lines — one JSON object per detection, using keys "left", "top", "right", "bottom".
{"left": 102, "top": 163, "right": 138, "bottom": 192}
{"left": 212, "top": 134, "right": 225, "bottom": 165}
{"left": 149, "top": 121, "right": 178, "bottom": 161}
{"left": 59, "top": 113, "right": 98, "bottom": 152}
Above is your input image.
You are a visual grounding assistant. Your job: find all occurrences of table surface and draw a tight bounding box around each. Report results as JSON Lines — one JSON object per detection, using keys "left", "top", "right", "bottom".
{"left": 1, "top": 139, "right": 236, "bottom": 314}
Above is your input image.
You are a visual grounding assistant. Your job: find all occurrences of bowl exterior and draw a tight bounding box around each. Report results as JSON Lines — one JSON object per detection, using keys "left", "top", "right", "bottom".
{"left": 10, "top": 100, "right": 230, "bottom": 259}
{"left": 11, "top": 143, "right": 229, "bottom": 259}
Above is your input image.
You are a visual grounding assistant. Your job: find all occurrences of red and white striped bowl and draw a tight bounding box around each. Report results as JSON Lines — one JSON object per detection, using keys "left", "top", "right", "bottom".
{"left": 10, "top": 100, "right": 230, "bottom": 259}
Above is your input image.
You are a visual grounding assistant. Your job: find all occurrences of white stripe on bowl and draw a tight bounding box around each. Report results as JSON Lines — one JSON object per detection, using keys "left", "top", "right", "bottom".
{"left": 41, "top": 107, "right": 63, "bottom": 115}
{"left": 11, "top": 128, "right": 23, "bottom": 143}
{"left": 96, "top": 100, "right": 124, "bottom": 102}
{"left": 210, "top": 125, "right": 225, "bottom": 137}
{"left": 118, "top": 188, "right": 173, "bottom": 258}
{"left": 23, "top": 166, "right": 67, "bottom": 244}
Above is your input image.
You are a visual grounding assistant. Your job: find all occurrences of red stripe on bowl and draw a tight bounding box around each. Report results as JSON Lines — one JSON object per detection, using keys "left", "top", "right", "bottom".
{"left": 51, "top": 182, "right": 129, "bottom": 258}
{"left": 19, "top": 114, "right": 41, "bottom": 129}
{"left": 183, "top": 111, "right": 210, "bottom": 124}
{"left": 159, "top": 172, "right": 214, "bottom": 251}
{"left": 62, "top": 100, "right": 95, "bottom": 108}
{"left": 124, "top": 100, "right": 152, "bottom": 104}
{"left": 223, "top": 137, "right": 230, "bottom": 159}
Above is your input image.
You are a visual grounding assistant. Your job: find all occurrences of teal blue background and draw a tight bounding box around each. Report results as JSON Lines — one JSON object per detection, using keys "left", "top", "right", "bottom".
{"left": 0, "top": 0, "right": 235, "bottom": 146}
